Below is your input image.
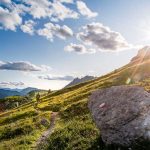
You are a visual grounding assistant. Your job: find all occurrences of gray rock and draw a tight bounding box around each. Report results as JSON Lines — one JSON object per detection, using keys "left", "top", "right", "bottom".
{"left": 88, "top": 85, "right": 150, "bottom": 147}
{"left": 40, "top": 118, "right": 49, "bottom": 127}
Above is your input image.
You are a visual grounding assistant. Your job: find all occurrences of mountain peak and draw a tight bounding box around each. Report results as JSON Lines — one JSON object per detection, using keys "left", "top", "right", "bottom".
{"left": 65, "top": 75, "right": 96, "bottom": 88}
{"left": 131, "top": 46, "right": 150, "bottom": 63}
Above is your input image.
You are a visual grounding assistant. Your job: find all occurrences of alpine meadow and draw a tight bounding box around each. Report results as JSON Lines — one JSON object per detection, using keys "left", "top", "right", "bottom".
{"left": 0, "top": 0, "right": 150, "bottom": 150}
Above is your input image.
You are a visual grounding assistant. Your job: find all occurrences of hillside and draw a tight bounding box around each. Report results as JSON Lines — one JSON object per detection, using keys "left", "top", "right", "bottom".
{"left": 0, "top": 47, "right": 150, "bottom": 150}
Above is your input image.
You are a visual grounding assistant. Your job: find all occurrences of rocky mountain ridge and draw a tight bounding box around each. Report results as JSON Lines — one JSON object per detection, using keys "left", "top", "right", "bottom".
{"left": 65, "top": 75, "right": 96, "bottom": 88}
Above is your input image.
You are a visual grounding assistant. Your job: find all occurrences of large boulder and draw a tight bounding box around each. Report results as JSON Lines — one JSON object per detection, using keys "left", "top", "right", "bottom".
{"left": 88, "top": 85, "right": 150, "bottom": 147}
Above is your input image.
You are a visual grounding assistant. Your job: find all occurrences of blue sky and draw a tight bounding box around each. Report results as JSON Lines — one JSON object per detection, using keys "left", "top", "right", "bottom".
{"left": 0, "top": 0, "right": 150, "bottom": 89}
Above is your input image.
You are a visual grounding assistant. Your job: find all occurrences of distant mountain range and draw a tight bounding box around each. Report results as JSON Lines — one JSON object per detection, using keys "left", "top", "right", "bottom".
{"left": 20, "top": 87, "right": 40, "bottom": 95}
{"left": 65, "top": 75, "right": 96, "bottom": 88}
{"left": 0, "top": 87, "right": 41, "bottom": 99}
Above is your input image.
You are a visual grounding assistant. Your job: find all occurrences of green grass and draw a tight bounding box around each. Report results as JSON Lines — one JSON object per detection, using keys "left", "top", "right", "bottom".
{"left": 1, "top": 60, "right": 150, "bottom": 149}
{"left": 44, "top": 115, "right": 100, "bottom": 150}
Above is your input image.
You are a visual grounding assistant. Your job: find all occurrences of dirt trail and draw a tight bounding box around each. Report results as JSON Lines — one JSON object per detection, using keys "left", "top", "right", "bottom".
{"left": 33, "top": 112, "right": 58, "bottom": 149}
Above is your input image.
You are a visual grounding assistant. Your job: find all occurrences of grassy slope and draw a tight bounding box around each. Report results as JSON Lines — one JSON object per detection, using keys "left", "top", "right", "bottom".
{"left": 1, "top": 61, "right": 150, "bottom": 150}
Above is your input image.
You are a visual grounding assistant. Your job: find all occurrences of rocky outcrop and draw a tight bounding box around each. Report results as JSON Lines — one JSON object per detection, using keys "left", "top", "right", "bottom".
{"left": 131, "top": 46, "right": 150, "bottom": 63}
{"left": 88, "top": 85, "right": 150, "bottom": 147}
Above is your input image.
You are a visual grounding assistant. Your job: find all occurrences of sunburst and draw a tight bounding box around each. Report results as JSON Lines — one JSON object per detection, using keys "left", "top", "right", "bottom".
{"left": 126, "top": 47, "right": 149, "bottom": 84}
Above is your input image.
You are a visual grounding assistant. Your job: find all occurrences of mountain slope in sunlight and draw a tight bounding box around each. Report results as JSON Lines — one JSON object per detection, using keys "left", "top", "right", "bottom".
{"left": 1, "top": 47, "right": 150, "bottom": 150}
{"left": 114, "top": 46, "right": 150, "bottom": 86}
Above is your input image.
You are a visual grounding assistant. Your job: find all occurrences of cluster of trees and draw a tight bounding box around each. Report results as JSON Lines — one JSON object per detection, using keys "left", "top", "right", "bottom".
{"left": 0, "top": 96, "right": 32, "bottom": 111}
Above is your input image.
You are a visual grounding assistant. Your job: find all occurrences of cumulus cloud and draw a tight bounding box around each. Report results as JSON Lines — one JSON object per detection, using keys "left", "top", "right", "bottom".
{"left": 38, "top": 75, "right": 74, "bottom": 81}
{"left": 0, "top": 61, "right": 51, "bottom": 72}
{"left": 64, "top": 43, "right": 96, "bottom": 54}
{"left": 76, "top": 1, "right": 98, "bottom": 18}
{"left": 77, "top": 22, "right": 130, "bottom": 51}
{"left": 0, "top": 0, "right": 79, "bottom": 32}
{"left": 20, "top": 20, "right": 36, "bottom": 35}
{"left": 0, "top": 7, "right": 22, "bottom": 30}
{"left": 22, "top": 0, "right": 52, "bottom": 19}
{"left": 59, "top": 0, "right": 74, "bottom": 3}
{"left": 0, "top": 81, "right": 25, "bottom": 87}
{"left": 51, "top": 1, "right": 78, "bottom": 21}
{"left": 56, "top": 25, "right": 73, "bottom": 39}
{"left": 22, "top": 0, "right": 78, "bottom": 21}
{"left": 37, "top": 22, "right": 73, "bottom": 41}
{"left": 0, "top": 0, "right": 99, "bottom": 40}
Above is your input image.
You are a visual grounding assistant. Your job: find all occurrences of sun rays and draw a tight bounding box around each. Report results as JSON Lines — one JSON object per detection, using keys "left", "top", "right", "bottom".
{"left": 126, "top": 47, "right": 150, "bottom": 84}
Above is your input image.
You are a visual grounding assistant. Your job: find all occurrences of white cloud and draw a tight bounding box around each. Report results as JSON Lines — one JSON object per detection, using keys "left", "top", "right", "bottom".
{"left": 51, "top": 1, "right": 78, "bottom": 21}
{"left": 77, "top": 22, "right": 130, "bottom": 51}
{"left": 37, "top": 24, "right": 53, "bottom": 41}
{"left": 0, "top": 7, "right": 22, "bottom": 31}
{"left": 40, "top": 65, "right": 52, "bottom": 72}
{"left": 38, "top": 74, "right": 74, "bottom": 81}
{"left": 0, "top": 81, "right": 25, "bottom": 87}
{"left": 20, "top": 20, "right": 36, "bottom": 35}
{"left": 22, "top": 0, "right": 78, "bottom": 21}
{"left": 76, "top": 1, "right": 98, "bottom": 18}
{"left": 56, "top": 25, "right": 73, "bottom": 39}
{"left": 37, "top": 22, "right": 73, "bottom": 41}
{"left": 0, "top": 61, "right": 51, "bottom": 72}
{"left": 22, "top": 0, "right": 52, "bottom": 19}
{"left": 0, "top": 0, "right": 96, "bottom": 35}
{"left": 58, "top": 0, "right": 74, "bottom": 4}
{"left": 64, "top": 43, "right": 96, "bottom": 54}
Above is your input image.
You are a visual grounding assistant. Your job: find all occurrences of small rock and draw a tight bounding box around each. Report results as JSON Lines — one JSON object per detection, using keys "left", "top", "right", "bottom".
{"left": 40, "top": 118, "right": 49, "bottom": 127}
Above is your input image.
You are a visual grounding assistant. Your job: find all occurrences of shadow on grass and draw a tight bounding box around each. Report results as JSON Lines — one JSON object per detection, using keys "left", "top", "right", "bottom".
{"left": 88, "top": 136, "right": 150, "bottom": 150}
